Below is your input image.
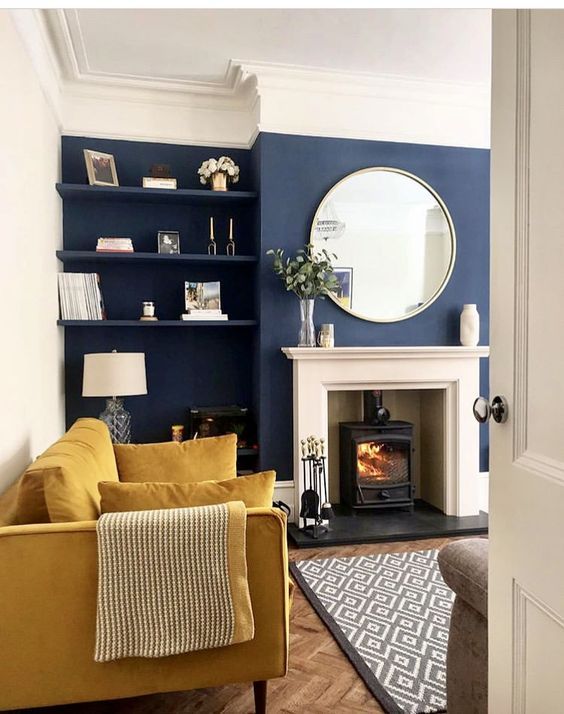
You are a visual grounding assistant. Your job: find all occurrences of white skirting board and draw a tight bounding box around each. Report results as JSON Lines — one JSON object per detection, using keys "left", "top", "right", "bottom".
{"left": 478, "top": 472, "right": 489, "bottom": 513}
{"left": 273, "top": 482, "right": 296, "bottom": 523}
{"left": 275, "top": 474, "right": 489, "bottom": 524}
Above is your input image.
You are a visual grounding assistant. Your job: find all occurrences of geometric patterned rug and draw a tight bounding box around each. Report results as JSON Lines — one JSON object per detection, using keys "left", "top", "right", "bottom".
{"left": 290, "top": 549, "right": 454, "bottom": 714}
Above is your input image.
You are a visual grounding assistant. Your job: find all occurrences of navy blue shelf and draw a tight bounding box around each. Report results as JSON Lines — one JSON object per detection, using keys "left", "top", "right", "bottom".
{"left": 56, "top": 250, "right": 258, "bottom": 265}
{"left": 58, "top": 320, "right": 258, "bottom": 327}
{"left": 56, "top": 183, "right": 258, "bottom": 204}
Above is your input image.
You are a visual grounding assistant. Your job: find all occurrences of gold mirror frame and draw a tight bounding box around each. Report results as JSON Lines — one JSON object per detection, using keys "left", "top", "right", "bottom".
{"left": 309, "top": 167, "right": 457, "bottom": 323}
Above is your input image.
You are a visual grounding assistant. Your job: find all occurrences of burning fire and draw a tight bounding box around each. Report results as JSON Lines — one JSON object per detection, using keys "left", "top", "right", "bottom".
{"left": 357, "top": 442, "right": 402, "bottom": 481}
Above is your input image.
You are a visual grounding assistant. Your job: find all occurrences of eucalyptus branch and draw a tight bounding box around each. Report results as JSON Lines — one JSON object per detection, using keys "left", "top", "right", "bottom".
{"left": 267, "top": 244, "right": 339, "bottom": 300}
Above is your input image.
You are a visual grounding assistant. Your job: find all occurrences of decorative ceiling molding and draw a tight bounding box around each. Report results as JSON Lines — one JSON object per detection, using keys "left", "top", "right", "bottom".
{"left": 13, "top": 9, "right": 491, "bottom": 150}
{"left": 47, "top": 9, "right": 252, "bottom": 99}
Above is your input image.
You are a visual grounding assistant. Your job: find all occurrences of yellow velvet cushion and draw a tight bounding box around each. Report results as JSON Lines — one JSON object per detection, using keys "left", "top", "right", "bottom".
{"left": 113, "top": 434, "right": 238, "bottom": 484}
{"left": 16, "top": 419, "right": 119, "bottom": 524}
{"left": 99, "top": 470, "right": 276, "bottom": 513}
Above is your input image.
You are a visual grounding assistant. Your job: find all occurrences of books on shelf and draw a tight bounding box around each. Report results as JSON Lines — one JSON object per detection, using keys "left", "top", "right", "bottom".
{"left": 180, "top": 313, "right": 228, "bottom": 321}
{"left": 183, "top": 281, "right": 227, "bottom": 320}
{"left": 142, "top": 177, "right": 177, "bottom": 189}
{"left": 58, "top": 273, "right": 106, "bottom": 320}
{"left": 96, "top": 237, "right": 134, "bottom": 253}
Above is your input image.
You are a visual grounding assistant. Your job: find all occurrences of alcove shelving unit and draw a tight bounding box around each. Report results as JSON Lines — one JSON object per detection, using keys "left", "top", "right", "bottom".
{"left": 57, "top": 136, "right": 261, "bottom": 460}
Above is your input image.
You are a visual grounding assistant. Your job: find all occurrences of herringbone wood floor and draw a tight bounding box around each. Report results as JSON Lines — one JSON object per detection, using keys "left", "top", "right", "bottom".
{"left": 12, "top": 536, "right": 461, "bottom": 714}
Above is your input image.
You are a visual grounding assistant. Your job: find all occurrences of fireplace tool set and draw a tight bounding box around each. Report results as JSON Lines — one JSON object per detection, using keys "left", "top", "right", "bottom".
{"left": 299, "top": 436, "right": 334, "bottom": 538}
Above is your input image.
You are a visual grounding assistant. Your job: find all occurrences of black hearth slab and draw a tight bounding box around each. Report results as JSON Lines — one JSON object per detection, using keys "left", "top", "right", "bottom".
{"left": 288, "top": 501, "right": 488, "bottom": 548}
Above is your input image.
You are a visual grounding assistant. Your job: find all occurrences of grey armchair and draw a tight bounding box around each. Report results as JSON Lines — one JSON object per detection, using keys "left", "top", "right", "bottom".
{"left": 438, "top": 538, "right": 488, "bottom": 714}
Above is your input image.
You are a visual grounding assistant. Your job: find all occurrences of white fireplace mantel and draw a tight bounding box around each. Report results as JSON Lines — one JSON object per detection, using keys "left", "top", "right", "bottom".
{"left": 282, "top": 345, "right": 489, "bottom": 522}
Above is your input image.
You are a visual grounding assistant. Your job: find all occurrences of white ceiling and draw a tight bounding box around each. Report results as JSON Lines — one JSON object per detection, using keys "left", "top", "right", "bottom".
{"left": 51, "top": 9, "right": 491, "bottom": 88}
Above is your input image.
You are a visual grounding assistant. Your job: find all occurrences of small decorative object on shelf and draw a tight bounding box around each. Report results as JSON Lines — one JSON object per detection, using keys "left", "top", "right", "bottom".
{"left": 227, "top": 218, "right": 236, "bottom": 256}
{"left": 171, "top": 424, "right": 184, "bottom": 442}
{"left": 82, "top": 350, "right": 147, "bottom": 444}
{"left": 197, "top": 156, "right": 240, "bottom": 192}
{"left": 460, "top": 303, "right": 480, "bottom": 346}
{"left": 299, "top": 435, "right": 333, "bottom": 538}
{"left": 96, "top": 237, "right": 134, "bottom": 253}
{"left": 267, "top": 244, "right": 339, "bottom": 347}
{"left": 317, "top": 323, "right": 334, "bottom": 348}
{"left": 142, "top": 164, "right": 177, "bottom": 190}
{"left": 208, "top": 217, "right": 217, "bottom": 255}
{"left": 157, "top": 231, "right": 180, "bottom": 254}
{"left": 182, "top": 281, "right": 227, "bottom": 320}
{"left": 83, "top": 149, "right": 119, "bottom": 187}
{"left": 140, "top": 301, "right": 157, "bottom": 321}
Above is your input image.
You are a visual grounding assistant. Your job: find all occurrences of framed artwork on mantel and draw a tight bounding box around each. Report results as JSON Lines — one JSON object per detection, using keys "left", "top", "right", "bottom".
{"left": 334, "top": 267, "right": 353, "bottom": 309}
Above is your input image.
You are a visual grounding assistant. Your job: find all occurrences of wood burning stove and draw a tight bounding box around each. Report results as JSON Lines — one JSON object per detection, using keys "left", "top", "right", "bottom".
{"left": 339, "top": 421, "right": 415, "bottom": 511}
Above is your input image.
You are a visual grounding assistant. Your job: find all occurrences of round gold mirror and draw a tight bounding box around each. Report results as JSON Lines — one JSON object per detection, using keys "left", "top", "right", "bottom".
{"left": 310, "top": 167, "right": 456, "bottom": 322}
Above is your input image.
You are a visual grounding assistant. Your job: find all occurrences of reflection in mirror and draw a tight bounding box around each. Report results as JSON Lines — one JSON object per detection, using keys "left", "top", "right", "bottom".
{"left": 310, "top": 168, "right": 456, "bottom": 322}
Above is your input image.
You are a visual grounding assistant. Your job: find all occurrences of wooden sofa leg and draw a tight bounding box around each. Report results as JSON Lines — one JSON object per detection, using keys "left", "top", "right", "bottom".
{"left": 253, "top": 680, "right": 267, "bottom": 713}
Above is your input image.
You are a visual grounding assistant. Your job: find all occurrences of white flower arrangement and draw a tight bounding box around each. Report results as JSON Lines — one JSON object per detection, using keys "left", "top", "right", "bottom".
{"left": 197, "top": 156, "right": 240, "bottom": 186}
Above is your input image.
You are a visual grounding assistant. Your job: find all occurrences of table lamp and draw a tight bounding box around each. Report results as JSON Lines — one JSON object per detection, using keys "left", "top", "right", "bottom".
{"left": 82, "top": 350, "right": 147, "bottom": 444}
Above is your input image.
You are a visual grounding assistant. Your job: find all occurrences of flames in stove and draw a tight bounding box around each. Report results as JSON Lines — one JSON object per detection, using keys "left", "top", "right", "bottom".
{"left": 356, "top": 441, "right": 408, "bottom": 484}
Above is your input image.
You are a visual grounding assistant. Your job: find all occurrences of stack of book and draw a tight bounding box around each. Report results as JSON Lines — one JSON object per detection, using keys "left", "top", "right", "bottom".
{"left": 96, "top": 237, "right": 134, "bottom": 253}
{"left": 181, "top": 309, "right": 228, "bottom": 321}
{"left": 182, "top": 280, "right": 228, "bottom": 320}
{"left": 58, "top": 273, "right": 106, "bottom": 320}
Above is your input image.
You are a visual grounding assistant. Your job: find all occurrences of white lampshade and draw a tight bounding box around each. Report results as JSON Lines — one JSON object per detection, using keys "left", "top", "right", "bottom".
{"left": 82, "top": 352, "right": 147, "bottom": 397}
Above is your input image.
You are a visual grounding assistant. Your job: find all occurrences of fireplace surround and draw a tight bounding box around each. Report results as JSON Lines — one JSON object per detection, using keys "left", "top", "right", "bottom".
{"left": 282, "top": 346, "right": 489, "bottom": 526}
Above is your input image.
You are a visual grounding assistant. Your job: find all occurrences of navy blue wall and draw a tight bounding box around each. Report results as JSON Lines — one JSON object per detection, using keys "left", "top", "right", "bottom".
{"left": 60, "top": 133, "right": 489, "bottom": 476}
{"left": 257, "top": 133, "right": 490, "bottom": 479}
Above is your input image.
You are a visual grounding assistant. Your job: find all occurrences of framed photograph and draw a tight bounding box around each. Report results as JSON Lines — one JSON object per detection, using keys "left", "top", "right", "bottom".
{"left": 185, "top": 281, "right": 221, "bottom": 311}
{"left": 83, "top": 149, "right": 119, "bottom": 187}
{"left": 157, "top": 231, "right": 181, "bottom": 255}
{"left": 334, "top": 267, "right": 353, "bottom": 309}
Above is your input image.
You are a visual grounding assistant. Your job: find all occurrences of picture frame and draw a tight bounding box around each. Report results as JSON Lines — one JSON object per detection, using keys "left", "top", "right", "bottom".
{"left": 334, "top": 267, "right": 353, "bottom": 309}
{"left": 83, "top": 149, "right": 119, "bottom": 187}
{"left": 157, "top": 231, "right": 181, "bottom": 255}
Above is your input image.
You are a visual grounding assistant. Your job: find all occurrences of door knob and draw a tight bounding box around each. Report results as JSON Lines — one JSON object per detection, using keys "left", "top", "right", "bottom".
{"left": 473, "top": 395, "right": 509, "bottom": 424}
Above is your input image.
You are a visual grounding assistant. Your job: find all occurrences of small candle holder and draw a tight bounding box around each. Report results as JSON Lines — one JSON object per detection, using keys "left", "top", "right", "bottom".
{"left": 227, "top": 218, "right": 236, "bottom": 256}
{"left": 208, "top": 217, "right": 217, "bottom": 255}
{"left": 140, "top": 301, "right": 158, "bottom": 321}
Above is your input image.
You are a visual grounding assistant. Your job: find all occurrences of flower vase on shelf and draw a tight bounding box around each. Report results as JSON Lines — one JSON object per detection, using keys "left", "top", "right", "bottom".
{"left": 298, "top": 299, "right": 316, "bottom": 347}
{"left": 211, "top": 172, "right": 227, "bottom": 192}
{"left": 460, "top": 304, "right": 480, "bottom": 346}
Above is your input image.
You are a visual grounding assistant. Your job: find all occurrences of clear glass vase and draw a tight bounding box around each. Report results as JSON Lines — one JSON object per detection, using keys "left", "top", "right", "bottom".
{"left": 298, "top": 298, "right": 316, "bottom": 347}
{"left": 99, "top": 397, "right": 132, "bottom": 444}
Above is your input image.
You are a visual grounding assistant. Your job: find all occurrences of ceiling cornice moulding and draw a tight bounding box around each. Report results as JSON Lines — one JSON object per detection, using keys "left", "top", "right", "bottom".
{"left": 16, "top": 9, "right": 490, "bottom": 149}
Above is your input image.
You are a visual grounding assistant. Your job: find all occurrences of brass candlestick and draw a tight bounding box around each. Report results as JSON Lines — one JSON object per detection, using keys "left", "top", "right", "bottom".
{"left": 208, "top": 217, "right": 216, "bottom": 255}
{"left": 227, "top": 218, "right": 236, "bottom": 256}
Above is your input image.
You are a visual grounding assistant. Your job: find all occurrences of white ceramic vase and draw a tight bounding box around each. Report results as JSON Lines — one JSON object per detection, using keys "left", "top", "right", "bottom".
{"left": 460, "top": 304, "right": 480, "bottom": 346}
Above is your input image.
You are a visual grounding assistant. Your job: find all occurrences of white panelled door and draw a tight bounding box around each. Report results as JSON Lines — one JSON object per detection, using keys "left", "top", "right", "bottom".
{"left": 490, "top": 10, "right": 564, "bottom": 712}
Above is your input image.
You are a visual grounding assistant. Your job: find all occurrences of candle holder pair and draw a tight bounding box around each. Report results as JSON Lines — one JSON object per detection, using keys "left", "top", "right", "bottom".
{"left": 299, "top": 435, "right": 334, "bottom": 539}
{"left": 208, "top": 217, "right": 236, "bottom": 256}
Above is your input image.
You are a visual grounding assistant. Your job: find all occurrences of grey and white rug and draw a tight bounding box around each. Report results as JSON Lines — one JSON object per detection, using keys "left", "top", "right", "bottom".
{"left": 290, "top": 549, "right": 454, "bottom": 714}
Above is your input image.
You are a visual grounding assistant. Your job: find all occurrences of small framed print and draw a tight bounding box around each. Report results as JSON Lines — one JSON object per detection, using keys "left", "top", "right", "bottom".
{"left": 334, "top": 267, "right": 353, "bottom": 309}
{"left": 83, "top": 149, "right": 119, "bottom": 187}
{"left": 157, "top": 231, "right": 180, "bottom": 255}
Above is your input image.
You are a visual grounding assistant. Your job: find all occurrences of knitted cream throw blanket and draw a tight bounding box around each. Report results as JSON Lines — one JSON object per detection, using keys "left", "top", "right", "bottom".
{"left": 94, "top": 501, "right": 254, "bottom": 662}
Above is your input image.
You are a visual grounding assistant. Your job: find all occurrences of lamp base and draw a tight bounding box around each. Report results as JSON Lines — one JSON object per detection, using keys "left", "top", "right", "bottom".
{"left": 100, "top": 397, "right": 131, "bottom": 444}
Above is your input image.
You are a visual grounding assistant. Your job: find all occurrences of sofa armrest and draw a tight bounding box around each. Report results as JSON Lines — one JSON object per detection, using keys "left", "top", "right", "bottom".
{"left": 438, "top": 538, "right": 488, "bottom": 618}
{"left": 0, "top": 508, "right": 290, "bottom": 711}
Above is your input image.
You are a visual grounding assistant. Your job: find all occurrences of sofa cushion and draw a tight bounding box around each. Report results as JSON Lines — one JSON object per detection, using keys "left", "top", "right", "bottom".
{"left": 113, "top": 434, "right": 237, "bottom": 484}
{"left": 438, "top": 538, "right": 488, "bottom": 618}
{"left": 17, "top": 419, "right": 119, "bottom": 524}
{"left": 99, "top": 470, "right": 276, "bottom": 513}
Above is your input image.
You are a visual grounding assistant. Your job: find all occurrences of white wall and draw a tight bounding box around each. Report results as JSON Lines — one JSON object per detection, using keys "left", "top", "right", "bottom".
{"left": 0, "top": 12, "right": 63, "bottom": 493}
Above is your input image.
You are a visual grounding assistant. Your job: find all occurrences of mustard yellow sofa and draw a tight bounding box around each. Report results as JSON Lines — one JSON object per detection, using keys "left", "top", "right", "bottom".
{"left": 0, "top": 419, "right": 290, "bottom": 712}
